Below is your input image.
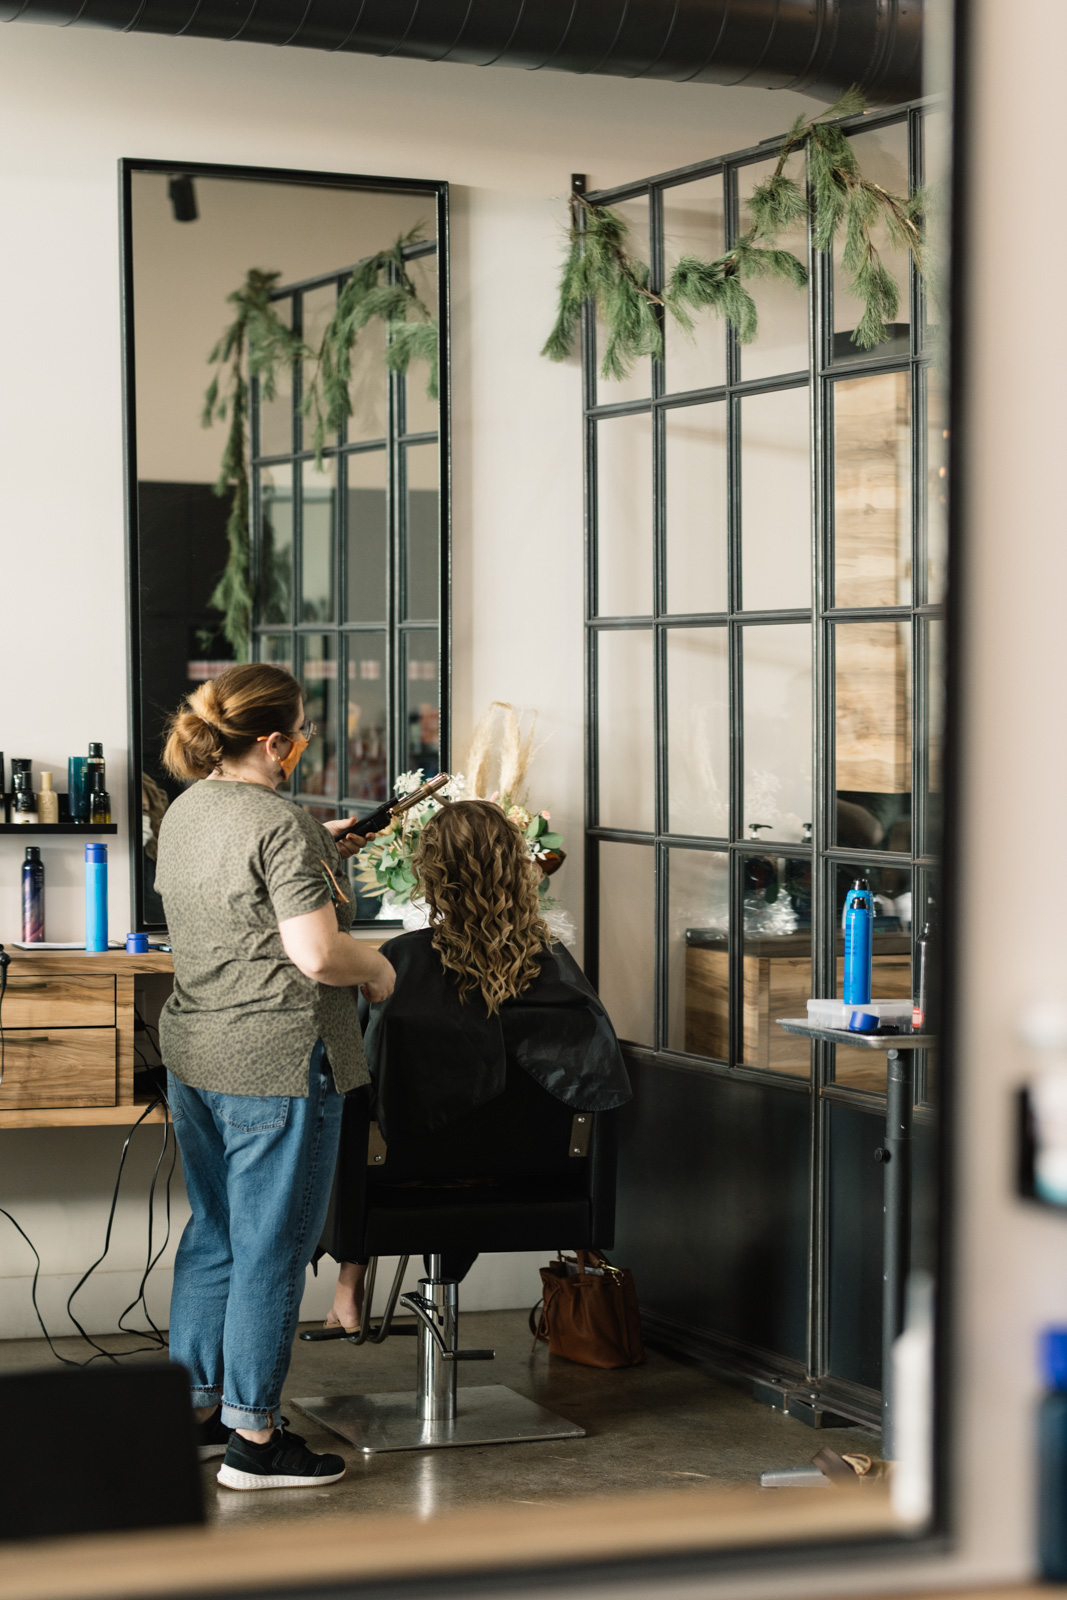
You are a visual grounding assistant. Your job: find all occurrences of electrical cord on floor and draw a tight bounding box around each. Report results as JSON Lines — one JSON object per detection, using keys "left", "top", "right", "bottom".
{"left": 116, "top": 1096, "right": 177, "bottom": 1347}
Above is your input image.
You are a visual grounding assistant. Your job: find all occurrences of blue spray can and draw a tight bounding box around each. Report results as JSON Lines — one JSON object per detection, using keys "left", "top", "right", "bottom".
{"left": 85, "top": 842, "right": 108, "bottom": 952}
{"left": 843, "top": 877, "right": 874, "bottom": 1006}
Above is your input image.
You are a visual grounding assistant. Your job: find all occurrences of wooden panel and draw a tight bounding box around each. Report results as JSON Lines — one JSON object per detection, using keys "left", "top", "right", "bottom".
{"left": 0, "top": 1030, "right": 116, "bottom": 1109}
{"left": 1, "top": 973, "right": 115, "bottom": 1028}
{"left": 6, "top": 950, "right": 174, "bottom": 977}
{"left": 833, "top": 370, "right": 910, "bottom": 608}
{"left": 0, "top": 1099, "right": 166, "bottom": 1131}
{"left": 685, "top": 945, "right": 910, "bottom": 1086}
{"left": 836, "top": 620, "right": 911, "bottom": 794}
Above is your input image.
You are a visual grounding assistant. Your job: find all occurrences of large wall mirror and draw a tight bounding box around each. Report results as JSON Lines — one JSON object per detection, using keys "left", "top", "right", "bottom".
{"left": 121, "top": 161, "right": 449, "bottom": 931}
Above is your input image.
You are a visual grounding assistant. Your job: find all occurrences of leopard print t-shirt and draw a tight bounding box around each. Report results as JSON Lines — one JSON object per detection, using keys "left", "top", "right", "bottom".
{"left": 155, "top": 780, "right": 369, "bottom": 1097}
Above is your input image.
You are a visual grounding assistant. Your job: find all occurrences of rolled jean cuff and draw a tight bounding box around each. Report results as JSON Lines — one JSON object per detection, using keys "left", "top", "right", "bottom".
{"left": 190, "top": 1386, "right": 222, "bottom": 1410}
{"left": 221, "top": 1401, "right": 276, "bottom": 1431}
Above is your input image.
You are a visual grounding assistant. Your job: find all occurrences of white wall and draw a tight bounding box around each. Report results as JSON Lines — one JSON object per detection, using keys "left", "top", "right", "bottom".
{"left": 0, "top": 28, "right": 817, "bottom": 1342}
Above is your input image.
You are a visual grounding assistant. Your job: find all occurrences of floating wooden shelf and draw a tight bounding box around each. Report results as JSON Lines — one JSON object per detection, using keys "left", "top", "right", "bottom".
{"left": 0, "top": 824, "right": 118, "bottom": 835}
{"left": 0, "top": 1096, "right": 167, "bottom": 1131}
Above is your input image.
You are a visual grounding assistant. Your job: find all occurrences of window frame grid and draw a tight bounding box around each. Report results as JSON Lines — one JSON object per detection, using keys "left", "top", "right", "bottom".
{"left": 583, "top": 106, "right": 938, "bottom": 1100}
{"left": 249, "top": 221, "right": 449, "bottom": 886}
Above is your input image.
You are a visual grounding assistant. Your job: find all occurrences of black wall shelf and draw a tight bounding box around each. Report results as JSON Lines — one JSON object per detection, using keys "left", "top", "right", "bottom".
{"left": 0, "top": 825, "right": 118, "bottom": 836}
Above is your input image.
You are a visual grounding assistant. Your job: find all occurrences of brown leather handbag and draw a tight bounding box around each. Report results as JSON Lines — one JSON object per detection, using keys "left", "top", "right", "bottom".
{"left": 530, "top": 1251, "right": 645, "bottom": 1369}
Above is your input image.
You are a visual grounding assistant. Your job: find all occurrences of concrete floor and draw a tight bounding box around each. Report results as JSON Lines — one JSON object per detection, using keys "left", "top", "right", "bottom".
{"left": 1, "top": 1309, "right": 877, "bottom": 1528}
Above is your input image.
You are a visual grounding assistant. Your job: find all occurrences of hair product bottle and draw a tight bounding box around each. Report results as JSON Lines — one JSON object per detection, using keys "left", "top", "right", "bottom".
{"left": 842, "top": 878, "right": 874, "bottom": 1006}
{"left": 85, "top": 842, "right": 108, "bottom": 952}
{"left": 88, "top": 770, "right": 111, "bottom": 826}
{"left": 87, "top": 742, "right": 105, "bottom": 793}
{"left": 12, "top": 788, "right": 37, "bottom": 825}
{"left": 36, "top": 771, "right": 59, "bottom": 826}
{"left": 21, "top": 847, "right": 44, "bottom": 942}
{"left": 67, "top": 756, "right": 89, "bottom": 822}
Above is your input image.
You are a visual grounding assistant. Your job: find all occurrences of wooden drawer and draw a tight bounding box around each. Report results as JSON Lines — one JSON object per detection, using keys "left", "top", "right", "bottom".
{"left": 0, "top": 1030, "right": 117, "bottom": 1109}
{"left": 1, "top": 974, "right": 116, "bottom": 1028}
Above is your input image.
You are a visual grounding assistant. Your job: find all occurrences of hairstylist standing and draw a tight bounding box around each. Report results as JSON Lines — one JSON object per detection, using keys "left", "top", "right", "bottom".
{"left": 155, "top": 663, "right": 394, "bottom": 1492}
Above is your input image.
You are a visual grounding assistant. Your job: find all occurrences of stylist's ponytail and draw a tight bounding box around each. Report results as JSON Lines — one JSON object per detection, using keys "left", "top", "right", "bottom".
{"left": 161, "top": 664, "right": 302, "bottom": 781}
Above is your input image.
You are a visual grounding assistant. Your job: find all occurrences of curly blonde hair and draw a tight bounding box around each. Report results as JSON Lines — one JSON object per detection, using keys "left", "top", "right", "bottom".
{"left": 412, "top": 799, "right": 551, "bottom": 1014}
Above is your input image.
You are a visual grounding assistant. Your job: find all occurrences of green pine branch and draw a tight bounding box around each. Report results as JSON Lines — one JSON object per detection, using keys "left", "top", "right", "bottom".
{"left": 202, "top": 236, "right": 441, "bottom": 656}
{"left": 543, "top": 83, "right": 927, "bottom": 377}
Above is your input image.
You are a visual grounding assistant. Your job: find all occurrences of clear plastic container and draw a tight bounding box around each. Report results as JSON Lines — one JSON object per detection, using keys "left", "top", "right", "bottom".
{"left": 806, "top": 997, "right": 913, "bottom": 1031}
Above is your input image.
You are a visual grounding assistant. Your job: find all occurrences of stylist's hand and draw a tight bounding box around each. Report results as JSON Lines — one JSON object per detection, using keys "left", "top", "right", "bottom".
{"left": 360, "top": 953, "right": 396, "bottom": 1006}
{"left": 324, "top": 816, "right": 376, "bottom": 862}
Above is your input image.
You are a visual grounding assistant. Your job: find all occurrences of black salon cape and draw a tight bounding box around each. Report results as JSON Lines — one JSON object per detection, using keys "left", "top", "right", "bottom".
{"left": 361, "top": 930, "right": 632, "bottom": 1143}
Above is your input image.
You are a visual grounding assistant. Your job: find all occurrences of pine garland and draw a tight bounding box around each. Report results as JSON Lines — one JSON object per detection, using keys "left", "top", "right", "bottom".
{"left": 304, "top": 226, "right": 438, "bottom": 464}
{"left": 543, "top": 88, "right": 926, "bottom": 381}
{"left": 202, "top": 233, "right": 438, "bottom": 658}
{"left": 201, "top": 269, "right": 308, "bottom": 661}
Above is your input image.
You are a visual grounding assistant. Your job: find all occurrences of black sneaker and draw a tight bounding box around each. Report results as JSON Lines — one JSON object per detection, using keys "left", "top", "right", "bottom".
{"left": 217, "top": 1426, "right": 345, "bottom": 1491}
{"left": 195, "top": 1407, "right": 232, "bottom": 1461}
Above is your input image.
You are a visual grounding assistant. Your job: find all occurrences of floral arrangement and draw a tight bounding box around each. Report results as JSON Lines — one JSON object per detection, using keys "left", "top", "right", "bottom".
{"left": 354, "top": 703, "right": 573, "bottom": 942}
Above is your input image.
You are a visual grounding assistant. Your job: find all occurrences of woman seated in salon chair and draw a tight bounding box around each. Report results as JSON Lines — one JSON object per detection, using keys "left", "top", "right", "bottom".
{"left": 318, "top": 798, "right": 632, "bottom": 1334}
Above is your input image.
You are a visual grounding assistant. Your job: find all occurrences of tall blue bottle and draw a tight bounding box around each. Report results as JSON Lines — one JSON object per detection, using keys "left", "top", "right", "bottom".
{"left": 1039, "top": 1328, "right": 1067, "bottom": 1578}
{"left": 85, "top": 842, "right": 108, "bottom": 953}
{"left": 842, "top": 877, "right": 874, "bottom": 1005}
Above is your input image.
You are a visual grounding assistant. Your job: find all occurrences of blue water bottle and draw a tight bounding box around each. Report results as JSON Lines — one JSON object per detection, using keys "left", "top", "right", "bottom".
{"left": 842, "top": 877, "right": 874, "bottom": 1006}
{"left": 85, "top": 842, "right": 108, "bottom": 952}
{"left": 1039, "top": 1328, "right": 1067, "bottom": 1578}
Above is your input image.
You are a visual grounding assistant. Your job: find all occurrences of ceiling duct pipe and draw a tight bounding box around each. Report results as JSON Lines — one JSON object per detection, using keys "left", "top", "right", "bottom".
{"left": 0, "top": 0, "right": 922, "bottom": 104}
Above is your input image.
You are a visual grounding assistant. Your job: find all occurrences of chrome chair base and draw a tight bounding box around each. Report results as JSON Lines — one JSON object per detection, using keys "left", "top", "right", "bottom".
{"left": 293, "top": 1383, "right": 585, "bottom": 1454}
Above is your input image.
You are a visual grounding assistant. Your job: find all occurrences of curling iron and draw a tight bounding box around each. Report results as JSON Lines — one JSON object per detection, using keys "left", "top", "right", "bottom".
{"left": 341, "top": 772, "right": 451, "bottom": 840}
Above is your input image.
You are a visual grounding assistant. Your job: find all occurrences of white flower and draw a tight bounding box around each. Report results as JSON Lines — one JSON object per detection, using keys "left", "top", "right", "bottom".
{"left": 394, "top": 769, "right": 424, "bottom": 797}
{"left": 441, "top": 771, "right": 467, "bottom": 800}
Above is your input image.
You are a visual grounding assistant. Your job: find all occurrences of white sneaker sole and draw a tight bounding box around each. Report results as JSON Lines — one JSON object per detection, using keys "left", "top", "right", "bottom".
{"left": 217, "top": 1463, "right": 346, "bottom": 1491}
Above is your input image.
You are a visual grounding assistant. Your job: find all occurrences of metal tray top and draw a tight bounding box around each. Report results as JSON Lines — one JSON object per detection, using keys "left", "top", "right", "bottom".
{"left": 776, "top": 1019, "right": 937, "bottom": 1050}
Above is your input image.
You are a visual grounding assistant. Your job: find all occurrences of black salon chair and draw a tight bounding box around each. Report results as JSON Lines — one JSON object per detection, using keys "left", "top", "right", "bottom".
{"left": 293, "top": 1065, "right": 618, "bottom": 1454}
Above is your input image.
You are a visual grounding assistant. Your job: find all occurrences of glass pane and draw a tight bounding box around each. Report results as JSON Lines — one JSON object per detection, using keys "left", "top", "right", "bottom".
{"left": 921, "top": 109, "right": 951, "bottom": 352}
{"left": 258, "top": 462, "right": 293, "bottom": 625}
{"left": 300, "top": 634, "right": 338, "bottom": 800}
{"left": 258, "top": 632, "right": 294, "bottom": 675}
{"left": 741, "top": 387, "right": 811, "bottom": 611}
{"left": 924, "top": 618, "right": 944, "bottom": 852}
{"left": 403, "top": 252, "right": 439, "bottom": 437}
{"left": 738, "top": 152, "right": 809, "bottom": 381}
{"left": 345, "top": 634, "right": 388, "bottom": 803}
{"left": 302, "top": 284, "right": 339, "bottom": 449}
{"left": 346, "top": 449, "right": 387, "bottom": 624}
{"left": 597, "top": 629, "right": 655, "bottom": 832}
{"left": 598, "top": 841, "right": 655, "bottom": 1047}
{"left": 831, "top": 861, "right": 913, "bottom": 1091}
{"left": 926, "top": 366, "right": 949, "bottom": 605}
{"left": 835, "top": 621, "right": 912, "bottom": 853}
{"left": 594, "top": 196, "right": 652, "bottom": 405}
{"left": 597, "top": 412, "right": 653, "bottom": 616}
{"left": 257, "top": 295, "right": 293, "bottom": 458}
{"left": 301, "top": 457, "right": 336, "bottom": 623}
{"left": 740, "top": 852, "right": 812, "bottom": 1078}
{"left": 666, "top": 628, "right": 728, "bottom": 837}
{"left": 405, "top": 630, "right": 440, "bottom": 775}
{"left": 833, "top": 122, "right": 911, "bottom": 362}
{"left": 302, "top": 803, "right": 337, "bottom": 825}
{"left": 742, "top": 624, "right": 812, "bottom": 843}
{"left": 405, "top": 441, "right": 439, "bottom": 621}
{"left": 669, "top": 848, "right": 729, "bottom": 1057}
{"left": 662, "top": 176, "right": 726, "bottom": 394}
{"left": 833, "top": 372, "right": 912, "bottom": 608}
{"left": 665, "top": 402, "right": 728, "bottom": 615}
{"left": 347, "top": 309, "right": 388, "bottom": 443}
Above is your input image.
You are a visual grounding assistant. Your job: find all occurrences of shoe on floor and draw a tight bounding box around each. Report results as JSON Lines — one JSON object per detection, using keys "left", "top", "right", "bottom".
{"left": 217, "top": 1426, "right": 345, "bottom": 1491}
{"left": 195, "top": 1407, "right": 233, "bottom": 1461}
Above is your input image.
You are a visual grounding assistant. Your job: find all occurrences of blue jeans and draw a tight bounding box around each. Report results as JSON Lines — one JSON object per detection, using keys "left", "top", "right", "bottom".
{"left": 167, "top": 1042, "right": 344, "bottom": 1430}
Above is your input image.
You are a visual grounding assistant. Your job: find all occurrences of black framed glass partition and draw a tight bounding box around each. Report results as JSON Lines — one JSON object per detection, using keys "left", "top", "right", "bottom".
{"left": 586, "top": 104, "right": 944, "bottom": 1432}
{"left": 122, "top": 161, "right": 450, "bottom": 929}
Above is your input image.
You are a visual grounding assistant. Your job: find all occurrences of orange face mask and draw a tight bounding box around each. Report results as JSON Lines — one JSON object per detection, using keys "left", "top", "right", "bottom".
{"left": 258, "top": 732, "right": 309, "bottom": 780}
